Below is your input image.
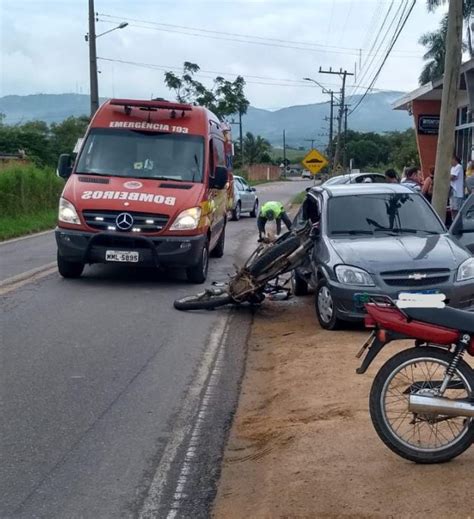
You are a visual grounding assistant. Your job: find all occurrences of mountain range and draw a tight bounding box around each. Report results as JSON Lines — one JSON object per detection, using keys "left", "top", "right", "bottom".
{"left": 0, "top": 92, "right": 412, "bottom": 147}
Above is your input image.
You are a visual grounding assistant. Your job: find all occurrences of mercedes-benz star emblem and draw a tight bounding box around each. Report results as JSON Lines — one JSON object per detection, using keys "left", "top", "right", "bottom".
{"left": 116, "top": 212, "right": 134, "bottom": 231}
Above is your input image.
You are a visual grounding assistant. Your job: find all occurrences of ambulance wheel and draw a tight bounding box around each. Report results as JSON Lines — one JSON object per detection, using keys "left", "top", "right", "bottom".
{"left": 57, "top": 253, "right": 84, "bottom": 279}
{"left": 186, "top": 242, "right": 209, "bottom": 284}
{"left": 211, "top": 225, "right": 225, "bottom": 258}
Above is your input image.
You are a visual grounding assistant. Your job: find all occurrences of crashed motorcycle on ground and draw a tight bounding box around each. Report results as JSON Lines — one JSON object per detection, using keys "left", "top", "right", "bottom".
{"left": 356, "top": 294, "right": 474, "bottom": 464}
{"left": 174, "top": 219, "right": 318, "bottom": 311}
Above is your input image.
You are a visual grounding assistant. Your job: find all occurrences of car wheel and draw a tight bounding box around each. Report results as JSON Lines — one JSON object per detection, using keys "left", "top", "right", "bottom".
{"left": 315, "top": 279, "right": 342, "bottom": 330}
{"left": 57, "top": 252, "right": 84, "bottom": 279}
{"left": 249, "top": 199, "right": 258, "bottom": 218}
{"left": 291, "top": 269, "right": 308, "bottom": 296}
{"left": 186, "top": 242, "right": 209, "bottom": 284}
{"left": 231, "top": 201, "right": 241, "bottom": 221}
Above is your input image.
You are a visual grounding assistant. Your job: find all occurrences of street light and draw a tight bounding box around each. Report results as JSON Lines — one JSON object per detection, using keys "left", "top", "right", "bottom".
{"left": 96, "top": 22, "right": 129, "bottom": 39}
{"left": 87, "top": 0, "right": 128, "bottom": 116}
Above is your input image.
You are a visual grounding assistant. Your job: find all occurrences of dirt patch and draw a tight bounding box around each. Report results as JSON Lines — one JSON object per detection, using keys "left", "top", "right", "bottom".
{"left": 213, "top": 298, "right": 474, "bottom": 519}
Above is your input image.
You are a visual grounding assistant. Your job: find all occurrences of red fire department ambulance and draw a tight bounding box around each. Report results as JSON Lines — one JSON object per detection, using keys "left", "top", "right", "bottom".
{"left": 56, "top": 98, "right": 233, "bottom": 283}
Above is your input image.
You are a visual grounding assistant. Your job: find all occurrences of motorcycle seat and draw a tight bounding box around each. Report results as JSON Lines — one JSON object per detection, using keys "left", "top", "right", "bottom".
{"left": 404, "top": 306, "right": 474, "bottom": 334}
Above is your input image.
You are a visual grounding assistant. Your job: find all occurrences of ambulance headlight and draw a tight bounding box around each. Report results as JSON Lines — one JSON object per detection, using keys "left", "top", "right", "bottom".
{"left": 170, "top": 207, "right": 202, "bottom": 231}
{"left": 58, "top": 197, "right": 80, "bottom": 225}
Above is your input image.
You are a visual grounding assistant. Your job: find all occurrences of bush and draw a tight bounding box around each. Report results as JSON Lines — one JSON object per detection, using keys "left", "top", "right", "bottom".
{"left": 0, "top": 164, "right": 64, "bottom": 218}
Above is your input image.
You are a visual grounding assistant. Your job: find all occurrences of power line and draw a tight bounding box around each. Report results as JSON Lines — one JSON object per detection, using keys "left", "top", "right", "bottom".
{"left": 352, "top": 0, "right": 406, "bottom": 97}
{"left": 98, "top": 56, "right": 402, "bottom": 93}
{"left": 349, "top": 0, "right": 416, "bottom": 116}
{"left": 97, "top": 12, "right": 421, "bottom": 58}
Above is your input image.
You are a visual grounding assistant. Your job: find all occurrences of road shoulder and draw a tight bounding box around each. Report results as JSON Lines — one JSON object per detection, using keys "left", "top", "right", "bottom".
{"left": 212, "top": 298, "right": 473, "bottom": 518}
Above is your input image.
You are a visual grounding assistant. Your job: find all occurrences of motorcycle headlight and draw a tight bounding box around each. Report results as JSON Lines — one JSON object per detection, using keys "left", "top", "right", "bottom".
{"left": 169, "top": 207, "right": 202, "bottom": 231}
{"left": 456, "top": 258, "right": 474, "bottom": 282}
{"left": 335, "top": 265, "right": 375, "bottom": 286}
{"left": 58, "top": 197, "right": 80, "bottom": 225}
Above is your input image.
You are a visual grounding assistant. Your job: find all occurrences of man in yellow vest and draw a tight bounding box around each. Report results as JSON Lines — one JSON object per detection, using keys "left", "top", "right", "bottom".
{"left": 257, "top": 201, "right": 292, "bottom": 240}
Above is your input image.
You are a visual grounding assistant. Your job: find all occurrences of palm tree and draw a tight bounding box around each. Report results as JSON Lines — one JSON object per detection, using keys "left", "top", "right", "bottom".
{"left": 242, "top": 132, "right": 271, "bottom": 165}
{"left": 419, "top": 0, "right": 473, "bottom": 85}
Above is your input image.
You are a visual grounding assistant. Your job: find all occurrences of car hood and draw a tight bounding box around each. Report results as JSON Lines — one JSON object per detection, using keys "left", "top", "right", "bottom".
{"left": 63, "top": 174, "right": 206, "bottom": 219}
{"left": 330, "top": 234, "right": 470, "bottom": 272}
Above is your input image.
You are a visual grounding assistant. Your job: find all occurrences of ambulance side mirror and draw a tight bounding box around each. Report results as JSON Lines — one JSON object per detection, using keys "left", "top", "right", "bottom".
{"left": 57, "top": 154, "right": 73, "bottom": 179}
{"left": 211, "top": 166, "right": 229, "bottom": 190}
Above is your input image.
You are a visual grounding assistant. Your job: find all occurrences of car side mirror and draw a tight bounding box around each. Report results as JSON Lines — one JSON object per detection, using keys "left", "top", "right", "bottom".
{"left": 57, "top": 154, "right": 72, "bottom": 179}
{"left": 250, "top": 187, "right": 256, "bottom": 192}
{"left": 210, "top": 166, "right": 228, "bottom": 189}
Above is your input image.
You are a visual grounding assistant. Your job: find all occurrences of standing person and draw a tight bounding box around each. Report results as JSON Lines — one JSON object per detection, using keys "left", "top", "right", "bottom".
{"left": 422, "top": 166, "right": 435, "bottom": 203}
{"left": 384, "top": 168, "right": 399, "bottom": 183}
{"left": 257, "top": 201, "right": 292, "bottom": 240}
{"left": 450, "top": 155, "right": 465, "bottom": 218}
{"left": 401, "top": 167, "right": 422, "bottom": 192}
{"left": 466, "top": 159, "right": 474, "bottom": 194}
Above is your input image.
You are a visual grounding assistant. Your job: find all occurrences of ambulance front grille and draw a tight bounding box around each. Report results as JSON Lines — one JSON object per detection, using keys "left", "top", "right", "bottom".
{"left": 83, "top": 210, "right": 169, "bottom": 232}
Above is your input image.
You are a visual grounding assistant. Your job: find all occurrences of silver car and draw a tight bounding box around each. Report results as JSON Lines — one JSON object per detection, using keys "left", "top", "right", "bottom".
{"left": 231, "top": 175, "right": 259, "bottom": 221}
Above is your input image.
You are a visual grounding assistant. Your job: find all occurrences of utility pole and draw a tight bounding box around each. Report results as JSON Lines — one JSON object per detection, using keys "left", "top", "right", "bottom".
{"left": 343, "top": 105, "right": 349, "bottom": 170}
{"left": 239, "top": 109, "right": 244, "bottom": 165}
{"left": 432, "top": 0, "right": 463, "bottom": 221}
{"left": 283, "top": 130, "right": 287, "bottom": 173}
{"left": 88, "top": 0, "right": 99, "bottom": 117}
{"left": 327, "top": 91, "right": 335, "bottom": 168}
{"left": 319, "top": 67, "right": 354, "bottom": 172}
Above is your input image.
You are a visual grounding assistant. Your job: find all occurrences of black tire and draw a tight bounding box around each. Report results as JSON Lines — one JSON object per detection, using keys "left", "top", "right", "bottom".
{"left": 248, "top": 236, "right": 301, "bottom": 276}
{"left": 57, "top": 252, "right": 84, "bottom": 279}
{"left": 370, "top": 347, "right": 474, "bottom": 464}
{"left": 231, "top": 201, "right": 241, "bottom": 221}
{"left": 210, "top": 225, "right": 225, "bottom": 258}
{"left": 291, "top": 269, "right": 308, "bottom": 296}
{"left": 314, "top": 278, "right": 342, "bottom": 330}
{"left": 186, "top": 242, "right": 209, "bottom": 284}
{"left": 250, "top": 199, "right": 259, "bottom": 218}
{"left": 174, "top": 292, "right": 233, "bottom": 311}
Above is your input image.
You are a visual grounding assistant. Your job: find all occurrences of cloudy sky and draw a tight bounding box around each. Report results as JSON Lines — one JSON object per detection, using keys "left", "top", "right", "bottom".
{"left": 1, "top": 0, "right": 447, "bottom": 110}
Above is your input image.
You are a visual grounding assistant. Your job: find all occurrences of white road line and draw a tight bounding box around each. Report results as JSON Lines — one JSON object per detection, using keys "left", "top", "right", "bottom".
{"left": 0, "top": 262, "right": 57, "bottom": 296}
{"left": 138, "top": 316, "right": 230, "bottom": 519}
{"left": 0, "top": 229, "right": 53, "bottom": 246}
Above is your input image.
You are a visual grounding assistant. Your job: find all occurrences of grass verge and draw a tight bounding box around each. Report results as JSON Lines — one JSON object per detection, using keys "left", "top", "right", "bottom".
{"left": 0, "top": 209, "right": 57, "bottom": 241}
{"left": 291, "top": 191, "right": 306, "bottom": 205}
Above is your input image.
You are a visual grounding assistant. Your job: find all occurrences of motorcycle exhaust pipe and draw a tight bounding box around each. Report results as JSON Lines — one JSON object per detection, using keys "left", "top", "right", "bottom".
{"left": 409, "top": 394, "right": 474, "bottom": 418}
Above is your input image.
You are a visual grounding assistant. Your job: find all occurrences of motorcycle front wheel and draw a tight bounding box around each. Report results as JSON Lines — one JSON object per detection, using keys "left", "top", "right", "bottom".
{"left": 370, "top": 347, "right": 474, "bottom": 464}
{"left": 174, "top": 290, "right": 234, "bottom": 311}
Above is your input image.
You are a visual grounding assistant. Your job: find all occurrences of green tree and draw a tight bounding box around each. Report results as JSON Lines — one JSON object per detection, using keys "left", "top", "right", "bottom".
{"left": 164, "top": 62, "right": 250, "bottom": 120}
{"left": 50, "top": 116, "right": 89, "bottom": 157}
{"left": 419, "top": 1, "right": 473, "bottom": 84}
{"left": 242, "top": 132, "right": 271, "bottom": 165}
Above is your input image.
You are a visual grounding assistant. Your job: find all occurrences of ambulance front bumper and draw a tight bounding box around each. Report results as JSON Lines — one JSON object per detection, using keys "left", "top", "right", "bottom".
{"left": 55, "top": 228, "right": 207, "bottom": 267}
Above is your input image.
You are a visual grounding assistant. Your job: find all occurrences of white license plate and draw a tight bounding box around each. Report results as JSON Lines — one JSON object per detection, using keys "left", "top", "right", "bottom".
{"left": 105, "top": 250, "right": 139, "bottom": 263}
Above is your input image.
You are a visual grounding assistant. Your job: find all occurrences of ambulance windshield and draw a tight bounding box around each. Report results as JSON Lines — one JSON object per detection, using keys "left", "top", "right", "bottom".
{"left": 76, "top": 129, "right": 204, "bottom": 182}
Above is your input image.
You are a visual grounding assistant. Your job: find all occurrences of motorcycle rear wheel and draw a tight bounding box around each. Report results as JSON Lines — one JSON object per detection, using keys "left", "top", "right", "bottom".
{"left": 370, "top": 347, "right": 474, "bottom": 464}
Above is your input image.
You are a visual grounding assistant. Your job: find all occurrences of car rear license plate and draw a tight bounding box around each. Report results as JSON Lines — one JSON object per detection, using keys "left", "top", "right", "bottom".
{"left": 105, "top": 250, "right": 139, "bottom": 263}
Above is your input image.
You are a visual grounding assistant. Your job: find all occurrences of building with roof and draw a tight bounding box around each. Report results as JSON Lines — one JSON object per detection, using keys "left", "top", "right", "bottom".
{"left": 393, "top": 57, "right": 474, "bottom": 177}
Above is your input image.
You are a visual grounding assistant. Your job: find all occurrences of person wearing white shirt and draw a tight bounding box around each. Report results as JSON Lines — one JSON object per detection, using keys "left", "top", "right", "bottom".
{"left": 450, "top": 155, "right": 465, "bottom": 218}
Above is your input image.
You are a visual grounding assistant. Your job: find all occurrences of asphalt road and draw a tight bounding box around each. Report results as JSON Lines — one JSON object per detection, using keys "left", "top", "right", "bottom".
{"left": 0, "top": 179, "right": 312, "bottom": 519}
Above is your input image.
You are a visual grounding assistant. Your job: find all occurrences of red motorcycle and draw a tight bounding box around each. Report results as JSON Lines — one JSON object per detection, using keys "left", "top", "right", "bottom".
{"left": 356, "top": 295, "right": 474, "bottom": 463}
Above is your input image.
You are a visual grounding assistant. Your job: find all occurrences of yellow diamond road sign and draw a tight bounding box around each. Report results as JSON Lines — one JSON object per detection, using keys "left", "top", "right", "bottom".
{"left": 302, "top": 149, "right": 329, "bottom": 175}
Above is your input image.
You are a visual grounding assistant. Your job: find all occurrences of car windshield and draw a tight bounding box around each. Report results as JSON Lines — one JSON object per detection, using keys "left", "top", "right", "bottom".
{"left": 327, "top": 193, "right": 445, "bottom": 236}
{"left": 324, "top": 175, "right": 348, "bottom": 185}
{"left": 76, "top": 128, "right": 204, "bottom": 182}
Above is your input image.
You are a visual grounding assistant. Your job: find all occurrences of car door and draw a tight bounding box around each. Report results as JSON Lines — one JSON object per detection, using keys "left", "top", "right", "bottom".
{"left": 239, "top": 178, "right": 254, "bottom": 211}
{"left": 450, "top": 194, "right": 474, "bottom": 253}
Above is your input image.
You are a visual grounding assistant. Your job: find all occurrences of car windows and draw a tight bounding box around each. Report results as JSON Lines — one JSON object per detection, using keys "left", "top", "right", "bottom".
{"left": 327, "top": 194, "right": 445, "bottom": 235}
{"left": 463, "top": 203, "right": 474, "bottom": 232}
{"left": 240, "top": 178, "right": 250, "bottom": 190}
{"left": 371, "top": 175, "right": 387, "bottom": 183}
{"left": 235, "top": 178, "right": 244, "bottom": 191}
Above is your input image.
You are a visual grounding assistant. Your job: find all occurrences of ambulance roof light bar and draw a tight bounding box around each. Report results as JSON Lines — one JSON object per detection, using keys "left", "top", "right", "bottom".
{"left": 110, "top": 99, "right": 193, "bottom": 113}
